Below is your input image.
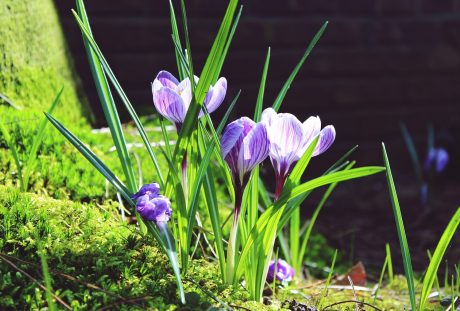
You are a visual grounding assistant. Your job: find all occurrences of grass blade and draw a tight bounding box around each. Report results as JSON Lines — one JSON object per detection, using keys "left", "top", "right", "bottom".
{"left": 0, "top": 120, "right": 24, "bottom": 190}
{"left": 400, "top": 124, "right": 422, "bottom": 184}
{"left": 419, "top": 207, "right": 460, "bottom": 311}
{"left": 382, "top": 143, "right": 416, "bottom": 310}
{"left": 72, "top": 7, "right": 165, "bottom": 188}
{"left": 46, "top": 113, "right": 132, "bottom": 202}
{"left": 23, "top": 87, "right": 64, "bottom": 191}
{"left": 157, "top": 222, "right": 186, "bottom": 304}
{"left": 318, "top": 249, "right": 338, "bottom": 308}
{"left": 295, "top": 176, "right": 341, "bottom": 274}
{"left": 172, "top": 0, "right": 238, "bottom": 164}
{"left": 272, "top": 22, "right": 328, "bottom": 112}
{"left": 386, "top": 243, "right": 394, "bottom": 282}
{"left": 76, "top": 0, "right": 137, "bottom": 192}
{"left": 254, "top": 47, "right": 270, "bottom": 122}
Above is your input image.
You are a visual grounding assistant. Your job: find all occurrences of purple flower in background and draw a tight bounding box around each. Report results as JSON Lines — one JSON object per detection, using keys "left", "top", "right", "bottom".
{"left": 221, "top": 117, "right": 270, "bottom": 200}
{"left": 261, "top": 108, "right": 336, "bottom": 198}
{"left": 424, "top": 147, "right": 449, "bottom": 174}
{"left": 267, "top": 259, "right": 295, "bottom": 283}
{"left": 152, "top": 70, "right": 227, "bottom": 130}
{"left": 132, "top": 183, "right": 172, "bottom": 224}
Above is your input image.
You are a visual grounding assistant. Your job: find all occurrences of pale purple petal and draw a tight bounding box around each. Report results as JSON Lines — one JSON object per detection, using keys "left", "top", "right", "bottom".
{"left": 425, "top": 148, "right": 449, "bottom": 173}
{"left": 153, "top": 71, "right": 179, "bottom": 93}
{"left": 435, "top": 149, "right": 449, "bottom": 173}
{"left": 205, "top": 77, "right": 227, "bottom": 114}
{"left": 302, "top": 116, "right": 321, "bottom": 145}
{"left": 136, "top": 194, "right": 172, "bottom": 224}
{"left": 153, "top": 87, "right": 186, "bottom": 124}
{"left": 238, "top": 122, "right": 269, "bottom": 180}
{"left": 261, "top": 107, "right": 277, "bottom": 127}
{"left": 268, "top": 113, "right": 305, "bottom": 162}
{"left": 267, "top": 259, "right": 295, "bottom": 283}
{"left": 313, "top": 125, "right": 336, "bottom": 156}
{"left": 221, "top": 119, "right": 244, "bottom": 159}
{"left": 132, "top": 183, "right": 160, "bottom": 200}
{"left": 176, "top": 78, "right": 193, "bottom": 110}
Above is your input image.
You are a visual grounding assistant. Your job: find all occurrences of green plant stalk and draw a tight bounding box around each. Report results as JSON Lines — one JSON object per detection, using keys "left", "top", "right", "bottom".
{"left": 72, "top": 8, "right": 165, "bottom": 188}
{"left": 400, "top": 124, "right": 423, "bottom": 185}
{"left": 418, "top": 207, "right": 460, "bottom": 311}
{"left": 386, "top": 243, "right": 394, "bottom": 282}
{"left": 272, "top": 22, "right": 328, "bottom": 111}
{"left": 39, "top": 249, "right": 57, "bottom": 311}
{"left": 23, "top": 87, "right": 63, "bottom": 192}
{"left": 382, "top": 143, "right": 417, "bottom": 310}
{"left": 294, "top": 180, "right": 339, "bottom": 276}
{"left": 76, "top": 0, "right": 137, "bottom": 193}
{"left": 235, "top": 165, "right": 384, "bottom": 282}
{"left": 318, "top": 249, "right": 338, "bottom": 308}
{"left": 0, "top": 120, "right": 24, "bottom": 190}
{"left": 373, "top": 255, "right": 388, "bottom": 303}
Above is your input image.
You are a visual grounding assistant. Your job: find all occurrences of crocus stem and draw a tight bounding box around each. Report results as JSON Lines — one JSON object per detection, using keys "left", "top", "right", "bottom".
{"left": 274, "top": 174, "right": 287, "bottom": 200}
{"left": 225, "top": 186, "right": 242, "bottom": 285}
{"left": 181, "top": 153, "right": 188, "bottom": 200}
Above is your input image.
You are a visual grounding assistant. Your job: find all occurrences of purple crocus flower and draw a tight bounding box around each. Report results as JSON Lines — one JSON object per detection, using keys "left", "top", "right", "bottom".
{"left": 131, "top": 183, "right": 160, "bottom": 201}
{"left": 221, "top": 117, "right": 270, "bottom": 210}
{"left": 267, "top": 259, "right": 295, "bottom": 283}
{"left": 261, "top": 108, "right": 336, "bottom": 199}
{"left": 132, "top": 183, "right": 172, "bottom": 224}
{"left": 152, "top": 70, "right": 227, "bottom": 131}
{"left": 424, "top": 147, "right": 449, "bottom": 174}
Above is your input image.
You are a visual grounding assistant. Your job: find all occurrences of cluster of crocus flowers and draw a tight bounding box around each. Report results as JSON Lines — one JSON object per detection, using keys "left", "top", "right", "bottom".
{"left": 131, "top": 183, "right": 172, "bottom": 226}
{"left": 267, "top": 259, "right": 295, "bottom": 283}
{"left": 220, "top": 109, "right": 335, "bottom": 284}
{"left": 152, "top": 70, "right": 227, "bottom": 132}
{"left": 261, "top": 108, "right": 336, "bottom": 199}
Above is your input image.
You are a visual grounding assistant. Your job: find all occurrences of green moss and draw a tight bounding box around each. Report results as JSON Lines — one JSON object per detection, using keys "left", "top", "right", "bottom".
{"left": 0, "top": 185, "right": 269, "bottom": 310}
{"left": 0, "top": 0, "right": 91, "bottom": 121}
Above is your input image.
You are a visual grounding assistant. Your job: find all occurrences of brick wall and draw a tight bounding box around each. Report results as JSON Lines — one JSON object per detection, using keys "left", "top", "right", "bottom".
{"left": 55, "top": 0, "right": 460, "bottom": 167}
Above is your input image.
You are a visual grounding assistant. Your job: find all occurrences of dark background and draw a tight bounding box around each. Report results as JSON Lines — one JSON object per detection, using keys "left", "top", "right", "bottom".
{"left": 55, "top": 0, "right": 460, "bottom": 272}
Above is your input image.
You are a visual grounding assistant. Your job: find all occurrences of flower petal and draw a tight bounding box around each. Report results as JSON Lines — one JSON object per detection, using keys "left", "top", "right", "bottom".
{"left": 435, "top": 148, "right": 449, "bottom": 173}
{"left": 269, "top": 113, "right": 305, "bottom": 158}
{"left": 238, "top": 122, "right": 269, "bottom": 179}
{"left": 176, "top": 77, "right": 193, "bottom": 110}
{"left": 153, "top": 87, "right": 186, "bottom": 124}
{"left": 205, "top": 77, "right": 227, "bottom": 114}
{"left": 261, "top": 107, "right": 277, "bottom": 127}
{"left": 136, "top": 194, "right": 172, "bottom": 223}
{"left": 302, "top": 116, "right": 321, "bottom": 145}
{"left": 313, "top": 125, "right": 336, "bottom": 156}
{"left": 221, "top": 119, "right": 244, "bottom": 159}
{"left": 132, "top": 183, "right": 160, "bottom": 200}
{"left": 153, "top": 70, "right": 179, "bottom": 93}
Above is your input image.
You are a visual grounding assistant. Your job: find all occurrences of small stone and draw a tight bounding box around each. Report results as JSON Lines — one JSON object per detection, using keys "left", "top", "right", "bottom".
{"left": 441, "top": 296, "right": 452, "bottom": 307}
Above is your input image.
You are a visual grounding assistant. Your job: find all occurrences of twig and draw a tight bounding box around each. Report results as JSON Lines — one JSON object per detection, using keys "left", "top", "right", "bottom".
{"left": 321, "top": 300, "right": 383, "bottom": 311}
{"left": 0, "top": 254, "right": 72, "bottom": 310}
{"left": 347, "top": 276, "right": 361, "bottom": 311}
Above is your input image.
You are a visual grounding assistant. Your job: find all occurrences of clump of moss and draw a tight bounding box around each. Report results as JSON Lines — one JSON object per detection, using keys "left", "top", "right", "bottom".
{"left": 0, "top": 186, "right": 269, "bottom": 310}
